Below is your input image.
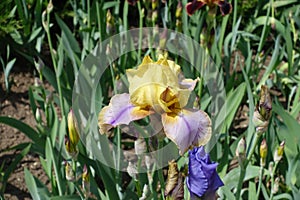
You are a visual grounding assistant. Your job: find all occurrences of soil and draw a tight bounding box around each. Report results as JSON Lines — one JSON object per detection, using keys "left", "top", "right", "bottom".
{"left": 0, "top": 71, "right": 49, "bottom": 200}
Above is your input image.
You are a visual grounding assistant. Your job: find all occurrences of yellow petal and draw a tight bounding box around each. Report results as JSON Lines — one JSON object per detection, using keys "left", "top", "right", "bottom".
{"left": 127, "top": 55, "right": 198, "bottom": 113}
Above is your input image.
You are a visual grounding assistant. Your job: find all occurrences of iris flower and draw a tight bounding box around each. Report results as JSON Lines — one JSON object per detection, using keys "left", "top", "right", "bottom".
{"left": 98, "top": 55, "right": 211, "bottom": 154}
{"left": 187, "top": 146, "right": 224, "bottom": 199}
{"left": 186, "top": 0, "right": 232, "bottom": 16}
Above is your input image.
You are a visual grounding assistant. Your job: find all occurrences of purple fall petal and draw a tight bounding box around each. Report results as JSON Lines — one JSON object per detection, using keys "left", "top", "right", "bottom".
{"left": 98, "top": 93, "right": 152, "bottom": 134}
{"left": 161, "top": 108, "right": 211, "bottom": 154}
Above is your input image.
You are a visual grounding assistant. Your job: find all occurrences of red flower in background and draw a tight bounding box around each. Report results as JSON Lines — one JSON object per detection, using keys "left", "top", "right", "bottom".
{"left": 186, "top": 0, "right": 232, "bottom": 16}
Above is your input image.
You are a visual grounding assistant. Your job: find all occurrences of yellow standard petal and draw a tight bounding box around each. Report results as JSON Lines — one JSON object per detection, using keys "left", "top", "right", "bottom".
{"left": 126, "top": 55, "right": 198, "bottom": 113}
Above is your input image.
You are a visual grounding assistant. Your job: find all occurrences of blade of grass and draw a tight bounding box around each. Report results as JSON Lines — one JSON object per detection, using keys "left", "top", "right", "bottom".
{"left": 215, "top": 83, "right": 246, "bottom": 133}
{"left": 46, "top": 137, "right": 64, "bottom": 195}
{"left": 0, "top": 116, "right": 44, "bottom": 149}
{"left": 1, "top": 144, "right": 31, "bottom": 194}
{"left": 25, "top": 168, "right": 51, "bottom": 200}
{"left": 257, "top": 35, "right": 281, "bottom": 90}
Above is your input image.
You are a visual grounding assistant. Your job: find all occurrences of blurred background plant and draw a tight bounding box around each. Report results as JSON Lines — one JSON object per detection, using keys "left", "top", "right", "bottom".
{"left": 0, "top": 0, "right": 300, "bottom": 199}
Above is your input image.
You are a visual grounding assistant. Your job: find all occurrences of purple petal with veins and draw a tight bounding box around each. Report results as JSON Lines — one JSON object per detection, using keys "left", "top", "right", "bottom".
{"left": 98, "top": 93, "right": 152, "bottom": 134}
{"left": 161, "top": 108, "right": 211, "bottom": 154}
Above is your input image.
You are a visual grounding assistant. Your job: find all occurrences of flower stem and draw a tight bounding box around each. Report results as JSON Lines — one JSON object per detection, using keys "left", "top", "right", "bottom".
{"left": 269, "top": 162, "right": 278, "bottom": 200}
{"left": 72, "top": 158, "right": 77, "bottom": 181}
{"left": 236, "top": 133, "right": 261, "bottom": 200}
{"left": 157, "top": 140, "right": 165, "bottom": 197}
{"left": 137, "top": 1, "right": 143, "bottom": 64}
{"left": 256, "top": 165, "right": 264, "bottom": 199}
{"left": 235, "top": 164, "right": 246, "bottom": 200}
{"left": 136, "top": 156, "right": 142, "bottom": 197}
{"left": 95, "top": 1, "right": 104, "bottom": 42}
{"left": 45, "top": 10, "right": 65, "bottom": 117}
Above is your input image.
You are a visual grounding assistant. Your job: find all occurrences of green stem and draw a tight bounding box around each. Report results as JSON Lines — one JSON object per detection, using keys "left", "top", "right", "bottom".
{"left": 72, "top": 158, "right": 77, "bottom": 180}
{"left": 269, "top": 162, "right": 278, "bottom": 200}
{"left": 46, "top": 11, "right": 65, "bottom": 117}
{"left": 256, "top": 0, "right": 271, "bottom": 58}
{"left": 115, "top": 128, "right": 121, "bottom": 185}
{"left": 137, "top": 1, "right": 143, "bottom": 64}
{"left": 96, "top": 1, "right": 102, "bottom": 42}
{"left": 136, "top": 156, "right": 142, "bottom": 197}
{"left": 246, "top": 133, "right": 260, "bottom": 161}
{"left": 123, "top": 1, "right": 128, "bottom": 31}
{"left": 47, "top": 138, "right": 63, "bottom": 195}
{"left": 148, "top": 30, "right": 156, "bottom": 60}
{"left": 236, "top": 166, "right": 246, "bottom": 200}
{"left": 149, "top": 162, "right": 157, "bottom": 197}
{"left": 157, "top": 140, "right": 165, "bottom": 198}
{"left": 135, "top": 179, "right": 142, "bottom": 197}
{"left": 232, "top": 0, "right": 238, "bottom": 34}
{"left": 256, "top": 165, "right": 264, "bottom": 199}
{"left": 87, "top": 0, "right": 90, "bottom": 29}
{"left": 236, "top": 133, "right": 261, "bottom": 200}
{"left": 198, "top": 77, "right": 203, "bottom": 102}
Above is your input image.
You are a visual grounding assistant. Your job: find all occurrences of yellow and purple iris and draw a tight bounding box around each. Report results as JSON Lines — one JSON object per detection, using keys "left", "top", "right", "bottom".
{"left": 187, "top": 146, "right": 224, "bottom": 199}
{"left": 98, "top": 55, "right": 211, "bottom": 154}
{"left": 186, "top": 0, "right": 232, "bottom": 16}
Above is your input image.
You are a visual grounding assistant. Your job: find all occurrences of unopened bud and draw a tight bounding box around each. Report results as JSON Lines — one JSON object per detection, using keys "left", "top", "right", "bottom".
{"left": 152, "top": 10, "right": 158, "bottom": 23}
{"left": 35, "top": 108, "right": 42, "bottom": 124}
{"left": 271, "top": 18, "right": 276, "bottom": 30}
{"left": 274, "top": 141, "right": 285, "bottom": 163}
{"left": 175, "top": 1, "right": 183, "bottom": 19}
{"left": 272, "top": 177, "right": 280, "bottom": 194}
{"left": 252, "top": 110, "right": 269, "bottom": 134}
{"left": 135, "top": 138, "right": 147, "bottom": 155}
{"left": 253, "top": 85, "right": 272, "bottom": 134}
{"left": 34, "top": 57, "right": 45, "bottom": 73}
{"left": 68, "top": 109, "right": 80, "bottom": 146}
{"left": 82, "top": 165, "right": 90, "bottom": 198}
{"left": 152, "top": 0, "right": 158, "bottom": 10}
{"left": 193, "top": 96, "right": 200, "bottom": 109}
{"left": 65, "top": 135, "right": 78, "bottom": 159}
{"left": 65, "top": 161, "right": 75, "bottom": 181}
{"left": 42, "top": 10, "right": 48, "bottom": 32}
{"left": 236, "top": 137, "right": 246, "bottom": 165}
{"left": 260, "top": 138, "right": 268, "bottom": 167}
{"left": 258, "top": 85, "right": 272, "bottom": 121}
{"left": 106, "top": 10, "right": 115, "bottom": 34}
{"left": 176, "top": 19, "right": 182, "bottom": 32}
{"left": 46, "top": 0, "right": 53, "bottom": 13}
{"left": 127, "top": 162, "right": 138, "bottom": 181}
{"left": 34, "top": 77, "right": 42, "bottom": 87}
{"left": 268, "top": 162, "right": 274, "bottom": 176}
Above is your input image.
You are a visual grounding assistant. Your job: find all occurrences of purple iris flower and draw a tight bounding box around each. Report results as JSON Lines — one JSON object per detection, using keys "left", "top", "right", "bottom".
{"left": 186, "top": 146, "right": 224, "bottom": 199}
